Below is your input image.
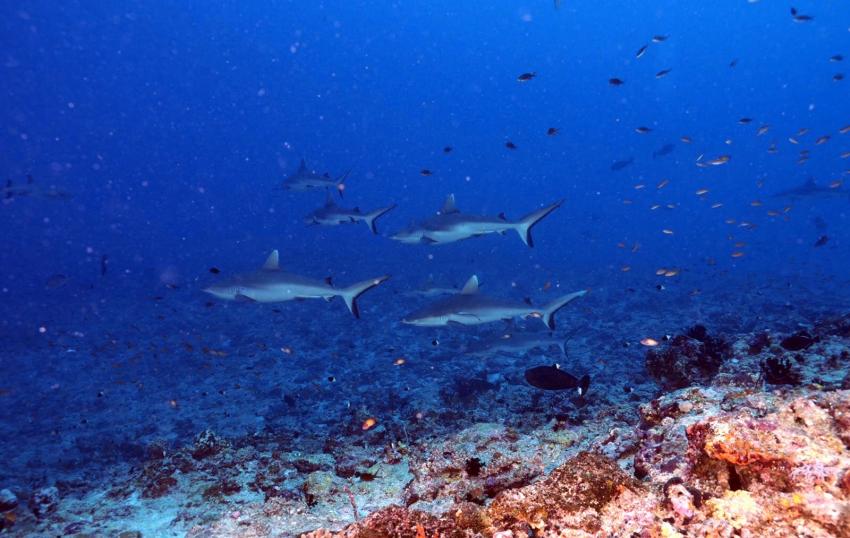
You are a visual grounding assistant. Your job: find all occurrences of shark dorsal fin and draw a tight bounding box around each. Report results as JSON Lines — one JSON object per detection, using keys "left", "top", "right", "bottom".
{"left": 440, "top": 194, "right": 459, "bottom": 215}
{"left": 298, "top": 159, "right": 307, "bottom": 173}
{"left": 262, "top": 250, "right": 280, "bottom": 271}
{"left": 461, "top": 275, "right": 479, "bottom": 295}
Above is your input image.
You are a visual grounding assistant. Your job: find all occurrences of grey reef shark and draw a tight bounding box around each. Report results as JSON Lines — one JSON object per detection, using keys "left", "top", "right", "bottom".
{"left": 203, "top": 250, "right": 389, "bottom": 318}
{"left": 304, "top": 192, "right": 396, "bottom": 235}
{"left": 464, "top": 330, "right": 568, "bottom": 358}
{"left": 282, "top": 159, "right": 350, "bottom": 197}
{"left": 402, "top": 275, "right": 586, "bottom": 330}
{"left": 771, "top": 177, "right": 850, "bottom": 201}
{"left": 2, "top": 175, "right": 72, "bottom": 202}
{"left": 391, "top": 194, "right": 563, "bottom": 247}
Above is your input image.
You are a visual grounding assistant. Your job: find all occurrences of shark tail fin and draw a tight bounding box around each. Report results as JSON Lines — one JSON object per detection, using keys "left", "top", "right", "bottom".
{"left": 363, "top": 204, "right": 396, "bottom": 235}
{"left": 340, "top": 275, "right": 390, "bottom": 318}
{"left": 540, "top": 289, "right": 587, "bottom": 330}
{"left": 514, "top": 200, "right": 563, "bottom": 247}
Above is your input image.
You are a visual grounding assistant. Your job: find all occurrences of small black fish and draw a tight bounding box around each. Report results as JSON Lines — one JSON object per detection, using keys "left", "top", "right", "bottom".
{"left": 443, "top": 146, "right": 453, "bottom": 153}
{"left": 517, "top": 72, "right": 536, "bottom": 82}
{"left": 610, "top": 157, "right": 634, "bottom": 171}
{"left": 525, "top": 364, "right": 590, "bottom": 395}
{"left": 655, "top": 69, "right": 671, "bottom": 79}
{"left": 209, "top": 267, "right": 221, "bottom": 274}
{"left": 652, "top": 144, "right": 675, "bottom": 158}
{"left": 609, "top": 77, "right": 624, "bottom": 86}
{"left": 420, "top": 169, "right": 433, "bottom": 176}
{"left": 815, "top": 235, "right": 828, "bottom": 247}
{"left": 738, "top": 117, "right": 753, "bottom": 124}
{"left": 636, "top": 44, "right": 649, "bottom": 59}
{"left": 652, "top": 35, "right": 668, "bottom": 43}
{"left": 635, "top": 126, "right": 652, "bottom": 134}
{"left": 547, "top": 127, "right": 559, "bottom": 136}
{"left": 790, "top": 7, "right": 813, "bottom": 22}
{"left": 833, "top": 73, "right": 844, "bottom": 82}
{"left": 100, "top": 255, "right": 109, "bottom": 277}
{"left": 830, "top": 54, "right": 844, "bottom": 62}
{"left": 505, "top": 141, "right": 517, "bottom": 150}
{"left": 46, "top": 274, "right": 69, "bottom": 289}
{"left": 729, "top": 58, "right": 738, "bottom": 68}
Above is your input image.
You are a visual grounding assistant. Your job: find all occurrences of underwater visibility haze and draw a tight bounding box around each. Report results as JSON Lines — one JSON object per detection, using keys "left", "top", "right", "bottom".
{"left": 2, "top": 1, "right": 850, "bottom": 536}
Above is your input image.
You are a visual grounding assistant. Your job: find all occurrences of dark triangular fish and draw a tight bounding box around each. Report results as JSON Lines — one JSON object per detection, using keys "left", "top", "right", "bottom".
{"left": 525, "top": 364, "right": 590, "bottom": 395}
{"left": 610, "top": 157, "right": 634, "bottom": 171}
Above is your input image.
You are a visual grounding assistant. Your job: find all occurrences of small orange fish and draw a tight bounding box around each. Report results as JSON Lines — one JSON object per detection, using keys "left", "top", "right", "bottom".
{"left": 362, "top": 418, "right": 377, "bottom": 431}
{"left": 680, "top": 135, "right": 693, "bottom": 143}
{"left": 621, "top": 265, "right": 631, "bottom": 272}
{"left": 280, "top": 346, "right": 293, "bottom": 355}
{"left": 695, "top": 188, "right": 709, "bottom": 196}
{"left": 664, "top": 269, "right": 680, "bottom": 277}
{"left": 840, "top": 125, "right": 850, "bottom": 134}
{"left": 656, "top": 268, "right": 667, "bottom": 276}
{"left": 750, "top": 200, "right": 762, "bottom": 207}
{"left": 661, "top": 229, "right": 674, "bottom": 235}
{"left": 815, "top": 135, "right": 830, "bottom": 145}
{"left": 731, "top": 251, "right": 746, "bottom": 258}
{"left": 710, "top": 203, "right": 723, "bottom": 209}
{"left": 393, "top": 358, "right": 406, "bottom": 366}
{"left": 829, "top": 180, "right": 843, "bottom": 189}
{"left": 656, "top": 178, "right": 670, "bottom": 189}
{"left": 640, "top": 338, "right": 659, "bottom": 347}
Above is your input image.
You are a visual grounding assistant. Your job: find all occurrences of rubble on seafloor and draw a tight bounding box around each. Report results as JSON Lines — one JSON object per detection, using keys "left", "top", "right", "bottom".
{"left": 3, "top": 316, "right": 850, "bottom": 537}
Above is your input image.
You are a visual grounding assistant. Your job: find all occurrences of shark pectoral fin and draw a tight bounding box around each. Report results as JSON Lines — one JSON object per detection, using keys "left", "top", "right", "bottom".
{"left": 339, "top": 275, "right": 390, "bottom": 318}
{"left": 234, "top": 294, "right": 256, "bottom": 303}
{"left": 515, "top": 199, "right": 564, "bottom": 247}
{"left": 540, "top": 289, "right": 587, "bottom": 330}
{"left": 363, "top": 204, "right": 396, "bottom": 235}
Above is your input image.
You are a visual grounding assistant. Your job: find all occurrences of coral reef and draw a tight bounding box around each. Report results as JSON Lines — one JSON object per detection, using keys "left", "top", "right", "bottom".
{"left": 5, "top": 317, "right": 850, "bottom": 536}
{"left": 645, "top": 325, "right": 732, "bottom": 390}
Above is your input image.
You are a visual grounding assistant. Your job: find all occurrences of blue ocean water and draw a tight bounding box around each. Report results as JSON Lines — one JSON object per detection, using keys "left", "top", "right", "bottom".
{"left": 1, "top": 0, "right": 849, "bottom": 534}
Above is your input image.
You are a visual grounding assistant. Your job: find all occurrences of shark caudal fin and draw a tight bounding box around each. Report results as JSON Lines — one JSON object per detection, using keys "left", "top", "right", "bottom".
{"left": 363, "top": 204, "right": 397, "bottom": 235}
{"left": 540, "top": 289, "right": 587, "bottom": 330}
{"left": 514, "top": 200, "right": 563, "bottom": 247}
{"left": 339, "top": 275, "right": 390, "bottom": 318}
